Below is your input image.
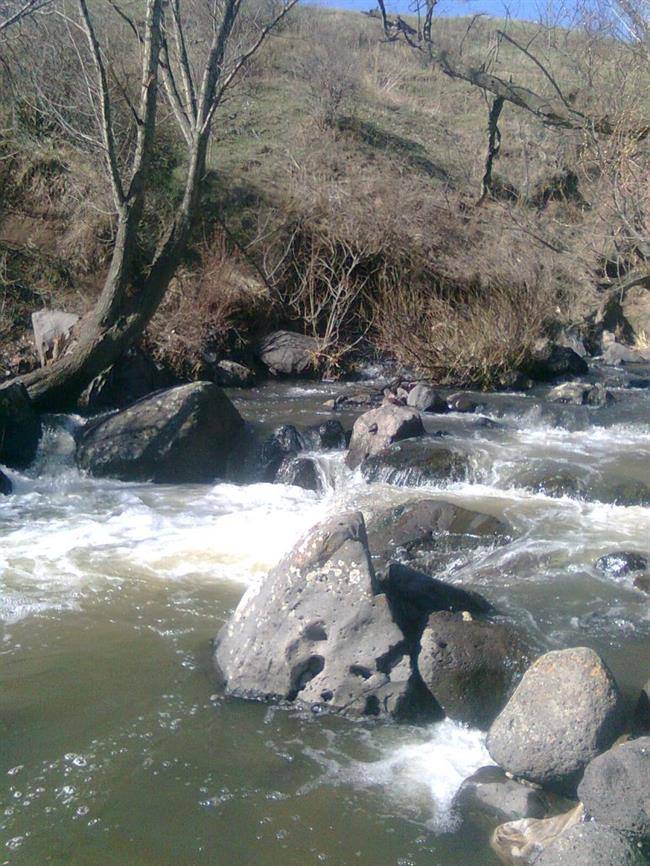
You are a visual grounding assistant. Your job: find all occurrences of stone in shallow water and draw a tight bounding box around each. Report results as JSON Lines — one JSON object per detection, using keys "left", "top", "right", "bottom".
{"left": 453, "top": 765, "right": 549, "bottom": 829}
{"left": 578, "top": 737, "right": 650, "bottom": 839}
{"left": 213, "top": 511, "right": 440, "bottom": 721}
{"left": 487, "top": 647, "right": 625, "bottom": 794}
{"left": 0, "top": 469, "right": 12, "bottom": 495}
{"left": 0, "top": 382, "right": 42, "bottom": 469}
{"left": 417, "top": 611, "right": 531, "bottom": 729}
{"left": 360, "top": 438, "right": 468, "bottom": 487}
{"left": 406, "top": 383, "right": 449, "bottom": 413}
{"left": 595, "top": 552, "right": 648, "bottom": 578}
{"left": 76, "top": 382, "right": 244, "bottom": 483}
{"left": 346, "top": 404, "right": 424, "bottom": 469}
{"left": 275, "top": 456, "right": 322, "bottom": 492}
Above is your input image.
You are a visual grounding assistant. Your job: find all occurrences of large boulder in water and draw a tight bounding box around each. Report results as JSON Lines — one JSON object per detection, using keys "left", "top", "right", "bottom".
{"left": 417, "top": 611, "right": 531, "bottom": 729}
{"left": 346, "top": 405, "right": 424, "bottom": 469}
{"left": 214, "top": 512, "right": 440, "bottom": 721}
{"left": 359, "top": 438, "right": 468, "bottom": 486}
{"left": 487, "top": 647, "right": 625, "bottom": 794}
{"left": 578, "top": 737, "right": 650, "bottom": 840}
{"left": 275, "top": 456, "right": 322, "bottom": 492}
{"left": 256, "top": 330, "right": 321, "bottom": 377}
{"left": 365, "top": 498, "right": 511, "bottom": 579}
{"left": 406, "top": 383, "right": 449, "bottom": 413}
{"left": 76, "top": 382, "right": 244, "bottom": 483}
{"left": 532, "top": 821, "right": 646, "bottom": 866}
{"left": 0, "top": 382, "right": 42, "bottom": 469}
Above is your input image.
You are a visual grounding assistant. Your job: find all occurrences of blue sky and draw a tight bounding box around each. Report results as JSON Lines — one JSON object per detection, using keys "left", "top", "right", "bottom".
{"left": 310, "top": 0, "right": 543, "bottom": 22}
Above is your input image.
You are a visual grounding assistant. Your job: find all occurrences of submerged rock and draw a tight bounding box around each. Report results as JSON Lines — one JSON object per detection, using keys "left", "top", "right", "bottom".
{"left": 359, "top": 438, "right": 468, "bottom": 487}
{"left": 0, "top": 469, "right": 12, "bottom": 495}
{"left": 453, "top": 766, "right": 549, "bottom": 829}
{"left": 578, "top": 737, "right": 650, "bottom": 840}
{"left": 406, "top": 383, "right": 449, "bottom": 413}
{"left": 532, "top": 821, "right": 646, "bottom": 866}
{"left": 0, "top": 382, "right": 42, "bottom": 469}
{"left": 365, "top": 498, "right": 511, "bottom": 579}
{"left": 447, "top": 392, "right": 479, "bottom": 413}
{"left": 213, "top": 512, "right": 440, "bottom": 721}
{"left": 487, "top": 647, "right": 625, "bottom": 794}
{"left": 275, "top": 456, "right": 322, "bottom": 492}
{"left": 346, "top": 405, "right": 424, "bottom": 469}
{"left": 417, "top": 611, "right": 531, "bottom": 729}
{"left": 256, "top": 330, "right": 321, "bottom": 377}
{"left": 76, "top": 382, "right": 244, "bottom": 483}
{"left": 595, "top": 552, "right": 648, "bottom": 578}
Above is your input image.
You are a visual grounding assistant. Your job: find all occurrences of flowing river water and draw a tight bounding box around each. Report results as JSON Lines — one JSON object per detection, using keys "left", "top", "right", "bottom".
{"left": 1, "top": 372, "right": 649, "bottom": 865}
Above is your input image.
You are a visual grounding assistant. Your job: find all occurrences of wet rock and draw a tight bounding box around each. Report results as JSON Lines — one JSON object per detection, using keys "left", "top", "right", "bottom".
{"left": 453, "top": 766, "right": 549, "bottom": 829}
{"left": 0, "top": 382, "right": 42, "bottom": 469}
{"left": 524, "top": 341, "right": 589, "bottom": 382}
{"left": 259, "top": 424, "right": 303, "bottom": 480}
{"left": 532, "top": 821, "right": 646, "bottom": 866}
{"left": 79, "top": 348, "right": 173, "bottom": 411}
{"left": 275, "top": 456, "right": 322, "bottom": 492}
{"left": 214, "top": 512, "right": 440, "bottom": 721}
{"left": 487, "top": 647, "right": 625, "bottom": 794}
{"left": 517, "top": 466, "right": 588, "bottom": 499}
{"left": 0, "top": 469, "right": 12, "bottom": 495}
{"left": 406, "top": 384, "right": 449, "bottom": 413}
{"left": 597, "top": 480, "right": 650, "bottom": 507}
{"left": 365, "top": 498, "right": 511, "bottom": 580}
{"left": 634, "top": 575, "right": 650, "bottom": 594}
{"left": 346, "top": 405, "right": 424, "bottom": 470}
{"left": 256, "top": 330, "right": 320, "bottom": 377}
{"left": 359, "top": 438, "right": 468, "bottom": 487}
{"left": 211, "top": 359, "right": 256, "bottom": 388}
{"left": 547, "top": 382, "right": 615, "bottom": 407}
{"left": 31, "top": 308, "right": 79, "bottom": 366}
{"left": 301, "top": 419, "right": 347, "bottom": 450}
{"left": 76, "top": 382, "right": 244, "bottom": 483}
{"left": 447, "top": 392, "right": 479, "bottom": 413}
{"left": 383, "top": 562, "right": 493, "bottom": 643}
{"left": 418, "top": 611, "right": 531, "bottom": 728}
{"left": 496, "top": 370, "right": 534, "bottom": 392}
{"left": 491, "top": 803, "right": 585, "bottom": 866}
{"left": 578, "top": 737, "right": 650, "bottom": 839}
{"left": 595, "top": 552, "right": 648, "bottom": 578}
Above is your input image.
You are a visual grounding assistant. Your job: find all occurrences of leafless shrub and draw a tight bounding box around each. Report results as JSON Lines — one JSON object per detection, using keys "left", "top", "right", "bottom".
{"left": 296, "top": 31, "right": 361, "bottom": 128}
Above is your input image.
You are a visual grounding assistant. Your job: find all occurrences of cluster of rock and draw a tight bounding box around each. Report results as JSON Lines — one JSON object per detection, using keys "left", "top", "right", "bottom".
{"left": 214, "top": 506, "right": 527, "bottom": 724}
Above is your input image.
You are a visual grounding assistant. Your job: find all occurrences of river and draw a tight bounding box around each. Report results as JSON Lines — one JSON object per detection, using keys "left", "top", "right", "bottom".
{"left": 1, "top": 373, "right": 649, "bottom": 865}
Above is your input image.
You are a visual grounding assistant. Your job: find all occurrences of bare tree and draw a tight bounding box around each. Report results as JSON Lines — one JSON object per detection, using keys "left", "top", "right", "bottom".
{"left": 14, "top": 0, "right": 298, "bottom": 409}
{"left": 0, "top": 0, "right": 52, "bottom": 34}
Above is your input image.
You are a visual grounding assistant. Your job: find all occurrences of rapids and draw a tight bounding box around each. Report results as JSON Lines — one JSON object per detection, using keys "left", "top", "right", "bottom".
{"left": 1, "top": 373, "right": 649, "bottom": 865}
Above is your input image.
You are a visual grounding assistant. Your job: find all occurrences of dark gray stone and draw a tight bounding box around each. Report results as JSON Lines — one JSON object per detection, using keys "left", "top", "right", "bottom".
{"left": 406, "top": 384, "right": 449, "bottom": 413}
{"left": 597, "top": 481, "right": 650, "bottom": 507}
{"left": 365, "top": 498, "right": 511, "bottom": 580}
{"left": 547, "top": 382, "right": 615, "bottom": 407}
{"left": 275, "top": 456, "right": 322, "bottom": 492}
{"left": 635, "top": 682, "right": 650, "bottom": 732}
{"left": 259, "top": 425, "right": 303, "bottom": 480}
{"left": 76, "top": 382, "right": 244, "bottom": 483}
{"left": 359, "top": 438, "right": 468, "bottom": 487}
{"left": 487, "top": 647, "right": 625, "bottom": 794}
{"left": 79, "top": 348, "right": 172, "bottom": 411}
{"left": 453, "top": 766, "right": 548, "bottom": 828}
{"left": 301, "top": 419, "right": 347, "bottom": 450}
{"left": 0, "top": 469, "right": 12, "bottom": 495}
{"left": 533, "top": 822, "right": 646, "bottom": 865}
{"left": 211, "top": 359, "right": 256, "bottom": 388}
{"left": 578, "top": 737, "right": 650, "bottom": 839}
{"left": 256, "top": 330, "right": 321, "bottom": 377}
{"left": 346, "top": 405, "right": 424, "bottom": 469}
{"left": 214, "top": 512, "right": 440, "bottom": 721}
{"left": 0, "top": 382, "right": 42, "bottom": 469}
{"left": 525, "top": 341, "right": 589, "bottom": 382}
{"left": 418, "top": 611, "right": 531, "bottom": 728}
{"left": 595, "top": 552, "right": 648, "bottom": 578}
